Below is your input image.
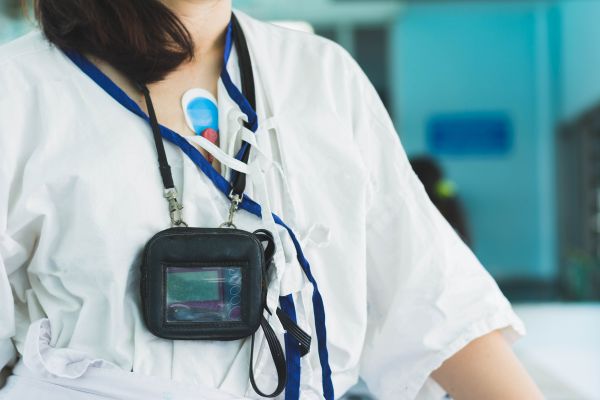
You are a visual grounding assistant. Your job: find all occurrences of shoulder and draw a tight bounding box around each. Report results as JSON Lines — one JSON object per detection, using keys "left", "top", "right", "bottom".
{"left": 0, "top": 30, "right": 49, "bottom": 65}
{"left": 237, "top": 11, "right": 348, "bottom": 57}
{"left": 235, "top": 10, "right": 375, "bottom": 128}
{"left": 0, "top": 31, "right": 77, "bottom": 161}
{"left": 236, "top": 10, "right": 368, "bottom": 91}
{"left": 0, "top": 30, "right": 73, "bottom": 90}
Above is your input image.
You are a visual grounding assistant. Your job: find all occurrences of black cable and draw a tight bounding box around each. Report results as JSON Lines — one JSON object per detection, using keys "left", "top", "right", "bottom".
{"left": 230, "top": 13, "right": 256, "bottom": 197}
{"left": 139, "top": 84, "right": 175, "bottom": 190}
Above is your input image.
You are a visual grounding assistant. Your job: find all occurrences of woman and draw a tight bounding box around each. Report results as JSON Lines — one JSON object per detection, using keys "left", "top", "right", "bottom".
{"left": 0, "top": 1, "right": 543, "bottom": 399}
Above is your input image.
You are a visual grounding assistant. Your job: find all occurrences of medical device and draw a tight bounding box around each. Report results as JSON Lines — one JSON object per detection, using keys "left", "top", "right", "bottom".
{"left": 138, "top": 14, "right": 309, "bottom": 398}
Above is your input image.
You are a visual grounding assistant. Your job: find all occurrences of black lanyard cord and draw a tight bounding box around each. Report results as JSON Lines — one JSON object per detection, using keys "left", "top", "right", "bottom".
{"left": 233, "top": 15, "right": 256, "bottom": 115}
{"left": 138, "top": 83, "right": 187, "bottom": 227}
{"left": 230, "top": 13, "right": 255, "bottom": 198}
{"left": 139, "top": 84, "right": 175, "bottom": 191}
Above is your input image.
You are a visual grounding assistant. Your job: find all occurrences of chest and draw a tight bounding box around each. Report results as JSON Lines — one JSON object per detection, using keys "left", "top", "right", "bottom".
{"left": 19, "top": 78, "right": 369, "bottom": 282}
{"left": 94, "top": 58, "right": 222, "bottom": 171}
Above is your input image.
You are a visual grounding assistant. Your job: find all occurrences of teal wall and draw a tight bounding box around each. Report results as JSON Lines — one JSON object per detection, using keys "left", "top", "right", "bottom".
{"left": 390, "top": 1, "right": 600, "bottom": 281}
{"left": 558, "top": 1, "right": 600, "bottom": 119}
{"left": 391, "top": 3, "right": 559, "bottom": 280}
{"left": 0, "top": 15, "right": 30, "bottom": 44}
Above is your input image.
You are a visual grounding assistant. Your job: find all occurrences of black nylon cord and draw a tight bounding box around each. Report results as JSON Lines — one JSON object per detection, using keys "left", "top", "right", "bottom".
{"left": 230, "top": 13, "right": 255, "bottom": 197}
{"left": 250, "top": 317, "right": 288, "bottom": 398}
{"left": 277, "top": 308, "right": 312, "bottom": 357}
{"left": 139, "top": 85, "right": 175, "bottom": 190}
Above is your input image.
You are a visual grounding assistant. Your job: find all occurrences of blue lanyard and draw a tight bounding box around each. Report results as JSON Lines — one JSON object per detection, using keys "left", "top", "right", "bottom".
{"left": 64, "top": 17, "right": 334, "bottom": 400}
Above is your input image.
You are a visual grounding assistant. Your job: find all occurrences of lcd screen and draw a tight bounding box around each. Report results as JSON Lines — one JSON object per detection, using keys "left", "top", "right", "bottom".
{"left": 165, "top": 266, "right": 242, "bottom": 323}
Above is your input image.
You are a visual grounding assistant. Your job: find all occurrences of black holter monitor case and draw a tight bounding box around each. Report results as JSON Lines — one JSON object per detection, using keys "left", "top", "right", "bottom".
{"left": 141, "top": 227, "right": 267, "bottom": 340}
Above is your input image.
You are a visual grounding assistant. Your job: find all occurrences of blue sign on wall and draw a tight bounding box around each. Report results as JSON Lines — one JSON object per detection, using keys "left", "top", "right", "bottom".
{"left": 427, "top": 112, "right": 513, "bottom": 156}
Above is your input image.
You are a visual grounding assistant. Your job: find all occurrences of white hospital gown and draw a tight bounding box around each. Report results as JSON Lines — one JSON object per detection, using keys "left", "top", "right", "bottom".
{"left": 0, "top": 10, "right": 524, "bottom": 400}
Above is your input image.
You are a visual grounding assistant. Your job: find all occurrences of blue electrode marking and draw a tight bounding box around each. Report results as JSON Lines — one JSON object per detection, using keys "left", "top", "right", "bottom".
{"left": 64, "top": 22, "right": 334, "bottom": 399}
{"left": 185, "top": 96, "right": 219, "bottom": 134}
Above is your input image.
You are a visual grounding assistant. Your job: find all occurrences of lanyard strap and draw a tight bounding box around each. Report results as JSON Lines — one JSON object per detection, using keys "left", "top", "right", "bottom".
{"left": 228, "top": 14, "right": 255, "bottom": 198}
{"left": 138, "top": 84, "right": 187, "bottom": 227}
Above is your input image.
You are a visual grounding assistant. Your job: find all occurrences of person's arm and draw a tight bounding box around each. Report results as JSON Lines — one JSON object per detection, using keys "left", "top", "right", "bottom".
{"left": 432, "top": 330, "right": 543, "bottom": 400}
{"left": 336, "top": 45, "right": 537, "bottom": 398}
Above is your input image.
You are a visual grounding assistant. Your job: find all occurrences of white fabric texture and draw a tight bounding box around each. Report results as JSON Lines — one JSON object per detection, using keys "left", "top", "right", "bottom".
{"left": 0, "top": 10, "right": 525, "bottom": 400}
{"left": 0, "top": 319, "right": 249, "bottom": 400}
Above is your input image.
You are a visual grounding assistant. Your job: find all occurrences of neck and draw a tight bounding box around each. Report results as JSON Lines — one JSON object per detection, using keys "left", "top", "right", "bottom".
{"left": 93, "top": 0, "right": 233, "bottom": 128}
{"left": 162, "top": 0, "right": 232, "bottom": 58}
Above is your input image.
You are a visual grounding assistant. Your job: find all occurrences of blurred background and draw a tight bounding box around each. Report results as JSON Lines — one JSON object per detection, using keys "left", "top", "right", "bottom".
{"left": 1, "top": 0, "right": 599, "bottom": 399}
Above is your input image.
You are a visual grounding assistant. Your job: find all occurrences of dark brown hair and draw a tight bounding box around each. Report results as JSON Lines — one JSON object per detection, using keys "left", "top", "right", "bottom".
{"left": 34, "top": 0, "right": 195, "bottom": 83}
